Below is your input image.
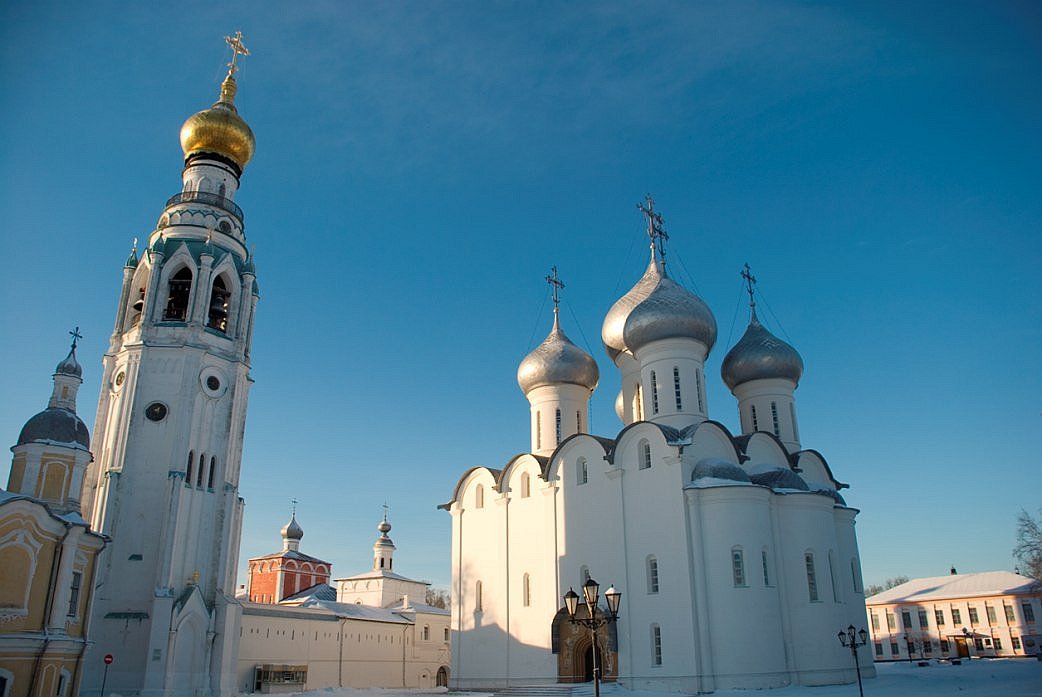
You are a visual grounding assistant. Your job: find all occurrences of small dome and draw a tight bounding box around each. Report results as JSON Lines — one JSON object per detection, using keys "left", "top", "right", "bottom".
{"left": 281, "top": 514, "right": 303, "bottom": 541}
{"left": 17, "top": 408, "right": 90, "bottom": 449}
{"left": 518, "top": 315, "right": 599, "bottom": 393}
{"left": 377, "top": 518, "right": 391, "bottom": 534}
{"left": 54, "top": 346, "right": 82, "bottom": 379}
{"left": 691, "top": 458, "right": 751, "bottom": 483}
{"left": 748, "top": 465, "right": 808, "bottom": 491}
{"left": 180, "top": 75, "right": 255, "bottom": 170}
{"left": 721, "top": 312, "right": 803, "bottom": 390}
{"left": 622, "top": 275, "right": 717, "bottom": 355}
{"left": 125, "top": 246, "right": 139, "bottom": 268}
{"left": 601, "top": 253, "right": 663, "bottom": 361}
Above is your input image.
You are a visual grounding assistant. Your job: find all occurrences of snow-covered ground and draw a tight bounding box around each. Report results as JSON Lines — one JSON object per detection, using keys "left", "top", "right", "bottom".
{"left": 270, "top": 658, "right": 1041, "bottom": 697}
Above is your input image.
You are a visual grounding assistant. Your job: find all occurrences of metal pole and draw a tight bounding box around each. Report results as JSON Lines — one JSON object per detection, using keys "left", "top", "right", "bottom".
{"left": 851, "top": 644, "right": 863, "bottom": 697}
{"left": 100, "top": 664, "right": 109, "bottom": 697}
{"left": 591, "top": 624, "right": 601, "bottom": 697}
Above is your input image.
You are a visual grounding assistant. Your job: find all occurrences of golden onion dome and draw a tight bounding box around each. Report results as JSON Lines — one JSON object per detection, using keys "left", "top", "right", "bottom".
{"left": 180, "top": 73, "right": 255, "bottom": 170}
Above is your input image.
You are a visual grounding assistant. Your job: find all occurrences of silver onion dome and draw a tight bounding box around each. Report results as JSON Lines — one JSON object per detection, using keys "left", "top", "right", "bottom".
{"left": 54, "top": 345, "right": 82, "bottom": 379}
{"left": 601, "top": 253, "right": 663, "bottom": 361}
{"left": 721, "top": 311, "right": 803, "bottom": 390}
{"left": 622, "top": 275, "right": 717, "bottom": 355}
{"left": 518, "top": 314, "right": 600, "bottom": 394}
{"left": 281, "top": 514, "right": 304, "bottom": 541}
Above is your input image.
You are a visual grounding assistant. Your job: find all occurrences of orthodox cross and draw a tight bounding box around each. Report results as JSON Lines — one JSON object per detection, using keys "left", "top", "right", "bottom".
{"left": 290, "top": 498, "right": 298, "bottom": 516}
{"left": 382, "top": 501, "right": 389, "bottom": 521}
{"left": 741, "top": 262, "right": 757, "bottom": 312}
{"left": 69, "top": 326, "right": 82, "bottom": 350}
{"left": 545, "top": 266, "right": 565, "bottom": 315}
{"left": 225, "top": 31, "right": 250, "bottom": 74}
{"left": 638, "top": 194, "right": 668, "bottom": 262}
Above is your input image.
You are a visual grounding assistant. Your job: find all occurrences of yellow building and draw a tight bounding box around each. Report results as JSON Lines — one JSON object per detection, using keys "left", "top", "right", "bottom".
{"left": 0, "top": 337, "right": 108, "bottom": 697}
{"left": 865, "top": 569, "right": 1042, "bottom": 661}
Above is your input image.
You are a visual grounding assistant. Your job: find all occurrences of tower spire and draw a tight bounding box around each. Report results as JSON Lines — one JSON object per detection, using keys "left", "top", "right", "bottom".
{"left": 638, "top": 194, "right": 668, "bottom": 265}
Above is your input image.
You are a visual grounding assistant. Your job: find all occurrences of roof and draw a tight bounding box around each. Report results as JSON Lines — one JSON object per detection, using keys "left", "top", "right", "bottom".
{"left": 866, "top": 571, "right": 1042, "bottom": 604}
{"left": 335, "top": 569, "right": 426, "bottom": 584}
{"left": 386, "top": 599, "right": 450, "bottom": 616}
{"left": 249, "top": 549, "right": 330, "bottom": 565}
{"left": 281, "top": 583, "right": 337, "bottom": 603}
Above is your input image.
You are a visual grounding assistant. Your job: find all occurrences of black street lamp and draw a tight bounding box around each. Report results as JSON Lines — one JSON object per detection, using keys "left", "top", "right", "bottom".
{"left": 564, "top": 578, "right": 622, "bottom": 697}
{"left": 837, "top": 624, "right": 868, "bottom": 697}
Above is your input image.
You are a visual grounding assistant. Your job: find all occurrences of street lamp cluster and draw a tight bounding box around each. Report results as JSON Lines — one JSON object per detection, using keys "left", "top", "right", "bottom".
{"left": 563, "top": 578, "right": 622, "bottom": 697}
{"left": 837, "top": 624, "right": 868, "bottom": 697}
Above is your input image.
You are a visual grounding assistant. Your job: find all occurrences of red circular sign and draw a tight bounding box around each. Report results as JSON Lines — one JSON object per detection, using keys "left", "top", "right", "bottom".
{"left": 104, "top": 654, "right": 114, "bottom": 665}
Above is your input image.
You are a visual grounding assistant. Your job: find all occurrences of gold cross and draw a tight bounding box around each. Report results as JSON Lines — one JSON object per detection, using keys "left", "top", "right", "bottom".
{"left": 225, "top": 31, "right": 250, "bottom": 74}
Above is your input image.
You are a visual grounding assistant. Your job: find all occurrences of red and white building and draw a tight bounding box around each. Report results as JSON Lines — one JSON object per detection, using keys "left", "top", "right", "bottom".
{"left": 245, "top": 514, "right": 330, "bottom": 603}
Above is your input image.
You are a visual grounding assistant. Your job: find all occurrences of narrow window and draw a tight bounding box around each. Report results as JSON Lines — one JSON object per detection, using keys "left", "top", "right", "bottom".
{"left": 536, "top": 412, "right": 541, "bottom": 449}
{"left": 870, "top": 613, "right": 880, "bottom": 631}
{"left": 889, "top": 641, "right": 899, "bottom": 656}
{"left": 423, "top": 625, "right": 430, "bottom": 641}
{"left": 522, "top": 573, "right": 531, "bottom": 607}
{"left": 951, "top": 608, "right": 962, "bottom": 624}
{"left": 695, "top": 369, "right": 704, "bottom": 412}
{"left": 941, "top": 639, "right": 952, "bottom": 653}
{"left": 851, "top": 559, "right": 863, "bottom": 593}
{"left": 634, "top": 383, "right": 644, "bottom": 420}
{"left": 902, "top": 610, "right": 912, "bottom": 628}
{"left": 1012, "top": 637, "right": 1022, "bottom": 650}
{"left": 789, "top": 402, "right": 799, "bottom": 441}
{"left": 673, "top": 367, "right": 682, "bottom": 410}
{"left": 555, "top": 408, "right": 562, "bottom": 444}
{"left": 640, "top": 441, "right": 652, "bottom": 470}
{"left": 751, "top": 404, "right": 759, "bottom": 431}
{"left": 935, "top": 609, "right": 946, "bottom": 626}
{"left": 444, "top": 627, "right": 449, "bottom": 641}
{"left": 986, "top": 606, "right": 997, "bottom": 624}
{"left": 520, "top": 472, "right": 530, "bottom": 498}
{"left": 475, "top": 485, "right": 484, "bottom": 509}
{"left": 771, "top": 402, "right": 780, "bottom": 436}
{"left": 56, "top": 672, "right": 68, "bottom": 697}
{"left": 186, "top": 450, "right": 194, "bottom": 485}
{"left": 207, "top": 275, "right": 231, "bottom": 332}
{"left": 968, "top": 607, "right": 979, "bottom": 625}
{"left": 828, "top": 551, "right": 839, "bottom": 602}
{"left": 805, "top": 552, "right": 819, "bottom": 601}
{"left": 208, "top": 456, "right": 216, "bottom": 489}
{"left": 163, "top": 267, "right": 193, "bottom": 321}
{"left": 650, "top": 371, "right": 659, "bottom": 414}
{"left": 67, "top": 572, "right": 82, "bottom": 617}
{"left": 577, "top": 457, "right": 588, "bottom": 485}
{"left": 761, "top": 549, "right": 770, "bottom": 586}
{"left": 651, "top": 625, "right": 662, "bottom": 666}
{"left": 1022, "top": 603, "right": 1035, "bottom": 622}
{"left": 993, "top": 637, "right": 1002, "bottom": 651}
{"left": 874, "top": 642, "right": 883, "bottom": 656}
{"left": 919, "top": 609, "right": 930, "bottom": 627}
{"left": 197, "top": 453, "right": 205, "bottom": 487}
{"left": 475, "top": 581, "right": 483, "bottom": 611}
{"left": 732, "top": 547, "right": 745, "bottom": 587}
{"left": 576, "top": 410, "right": 582, "bottom": 434}
{"left": 647, "top": 556, "right": 659, "bottom": 594}
{"left": 1004, "top": 605, "right": 1015, "bottom": 623}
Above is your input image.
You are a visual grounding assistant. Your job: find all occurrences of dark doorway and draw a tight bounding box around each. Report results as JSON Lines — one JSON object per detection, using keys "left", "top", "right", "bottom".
{"left": 583, "top": 645, "right": 594, "bottom": 682}
{"left": 954, "top": 637, "right": 970, "bottom": 658}
{"left": 436, "top": 666, "right": 448, "bottom": 687}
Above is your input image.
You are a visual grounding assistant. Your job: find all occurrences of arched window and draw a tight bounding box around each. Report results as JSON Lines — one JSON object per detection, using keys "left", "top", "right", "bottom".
{"left": 423, "top": 625, "right": 430, "bottom": 641}
{"left": 805, "top": 551, "right": 819, "bottom": 601}
{"left": 634, "top": 383, "right": 644, "bottom": 420}
{"left": 186, "top": 451, "right": 194, "bottom": 484}
{"left": 650, "top": 371, "right": 659, "bottom": 414}
{"left": 536, "top": 412, "right": 541, "bottom": 449}
{"left": 673, "top": 367, "right": 682, "bottom": 410}
{"left": 522, "top": 573, "right": 531, "bottom": 607}
{"left": 128, "top": 283, "right": 146, "bottom": 327}
{"left": 647, "top": 556, "right": 659, "bottom": 594}
{"left": 475, "top": 581, "right": 483, "bottom": 612}
{"left": 651, "top": 624, "right": 662, "bottom": 666}
{"left": 762, "top": 548, "right": 771, "bottom": 586}
{"left": 731, "top": 547, "right": 746, "bottom": 587}
{"left": 828, "top": 550, "right": 840, "bottom": 602}
{"left": 577, "top": 457, "right": 588, "bottom": 485}
{"left": 750, "top": 404, "right": 759, "bottom": 431}
{"left": 790, "top": 403, "right": 799, "bottom": 441}
{"left": 196, "top": 453, "right": 205, "bottom": 488}
{"left": 639, "top": 440, "right": 652, "bottom": 470}
{"left": 555, "top": 408, "right": 562, "bottom": 444}
{"left": 851, "top": 558, "right": 863, "bottom": 594}
{"left": 520, "top": 472, "right": 530, "bottom": 498}
{"left": 695, "top": 369, "right": 704, "bottom": 412}
{"left": 208, "top": 456, "right": 217, "bottom": 489}
{"left": 163, "top": 267, "right": 193, "bottom": 321}
{"left": 207, "top": 275, "right": 231, "bottom": 332}
{"left": 475, "top": 485, "right": 484, "bottom": 509}
{"left": 771, "top": 401, "right": 780, "bottom": 436}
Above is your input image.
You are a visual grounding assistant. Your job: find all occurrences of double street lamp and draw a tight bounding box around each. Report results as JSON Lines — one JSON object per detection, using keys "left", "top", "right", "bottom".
{"left": 837, "top": 624, "right": 868, "bottom": 697}
{"left": 563, "top": 578, "right": 622, "bottom": 697}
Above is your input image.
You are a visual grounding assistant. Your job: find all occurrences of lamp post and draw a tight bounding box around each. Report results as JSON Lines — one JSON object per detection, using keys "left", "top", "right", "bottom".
{"left": 837, "top": 624, "right": 868, "bottom": 697}
{"left": 563, "top": 578, "right": 622, "bottom": 697}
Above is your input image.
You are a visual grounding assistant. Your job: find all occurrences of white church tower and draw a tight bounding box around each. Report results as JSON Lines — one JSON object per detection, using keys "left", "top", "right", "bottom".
{"left": 80, "top": 33, "right": 258, "bottom": 697}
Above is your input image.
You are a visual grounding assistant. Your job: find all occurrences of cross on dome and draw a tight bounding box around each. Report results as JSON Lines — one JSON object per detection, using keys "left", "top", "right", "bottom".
{"left": 741, "top": 262, "right": 757, "bottom": 312}
{"left": 545, "top": 266, "right": 565, "bottom": 315}
{"left": 224, "top": 31, "right": 250, "bottom": 75}
{"left": 638, "top": 194, "right": 668, "bottom": 263}
{"left": 68, "top": 326, "right": 82, "bottom": 350}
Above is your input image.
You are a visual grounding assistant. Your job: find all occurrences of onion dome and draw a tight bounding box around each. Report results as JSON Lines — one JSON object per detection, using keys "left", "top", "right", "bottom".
{"left": 125, "top": 243, "right": 139, "bottom": 269}
{"left": 55, "top": 344, "right": 82, "bottom": 379}
{"left": 17, "top": 409, "right": 89, "bottom": 449}
{"left": 374, "top": 513, "right": 395, "bottom": 548}
{"left": 281, "top": 513, "right": 304, "bottom": 542}
{"left": 691, "top": 458, "right": 751, "bottom": 483}
{"left": 721, "top": 310, "right": 803, "bottom": 390}
{"left": 518, "top": 314, "right": 600, "bottom": 394}
{"left": 623, "top": 273, "right": 717, "bottom": 355}
{"left": 601, "top": 253, "right": 663, "bottom": 361}
{"left": 180, "top": 72, "right": 255, "bottom": 171}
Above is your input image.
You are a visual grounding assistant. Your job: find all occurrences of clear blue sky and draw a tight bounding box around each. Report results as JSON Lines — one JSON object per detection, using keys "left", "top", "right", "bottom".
{"left": 2, "top": 1, "right": 1040, "bottom": 592}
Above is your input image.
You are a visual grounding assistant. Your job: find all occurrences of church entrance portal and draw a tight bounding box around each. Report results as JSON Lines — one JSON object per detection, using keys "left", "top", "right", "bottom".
{"left": 551, "top": 607, "right": 617, "bottom": 684}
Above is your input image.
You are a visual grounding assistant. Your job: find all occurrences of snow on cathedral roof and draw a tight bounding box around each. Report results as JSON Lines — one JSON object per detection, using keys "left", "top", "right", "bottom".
{"left": 866, "top": 571, "right": 1041, "bottom": 604}
{"left": 335, "top": 569, "right": 425, "bottom": 584}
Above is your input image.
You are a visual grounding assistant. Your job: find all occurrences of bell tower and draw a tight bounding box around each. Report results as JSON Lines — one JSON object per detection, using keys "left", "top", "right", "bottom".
{"left": 80, "top": 33, "right": 258, "bottom": 697}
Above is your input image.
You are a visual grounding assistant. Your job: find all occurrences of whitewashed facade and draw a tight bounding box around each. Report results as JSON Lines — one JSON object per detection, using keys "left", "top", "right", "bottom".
{"left": 445, "top": 219, "right": 874, "bottom": 692}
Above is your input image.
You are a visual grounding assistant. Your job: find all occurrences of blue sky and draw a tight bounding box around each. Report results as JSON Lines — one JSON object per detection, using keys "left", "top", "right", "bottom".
{"left": 2, "top": 1, "right": 1040, "bottom": 592}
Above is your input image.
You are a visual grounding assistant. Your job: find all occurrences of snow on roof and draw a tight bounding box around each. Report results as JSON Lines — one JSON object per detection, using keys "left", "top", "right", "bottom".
{"left": 386, "top": 600, "right": 450, "bottom": 616}
{"left": 866, "top": 571, "right": 1041, "bottom": 604}
{"left": 250, "top": 549, "right": 331, "bottom": 564}
{"left": 281, "top": 583, "right": 337, "bottom": 603}
{"left": 335, "top": 569, "right": 426, "bottom": 584}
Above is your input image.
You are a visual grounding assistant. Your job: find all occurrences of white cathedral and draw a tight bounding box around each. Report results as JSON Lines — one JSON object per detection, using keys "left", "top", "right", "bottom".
{"left": 443, "top": 207, "right": 874, "bottom": 692}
